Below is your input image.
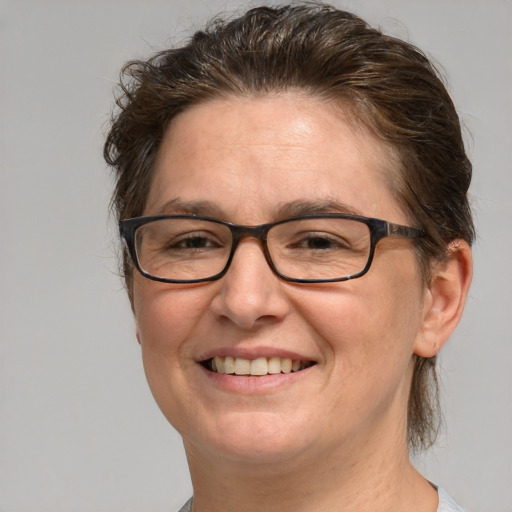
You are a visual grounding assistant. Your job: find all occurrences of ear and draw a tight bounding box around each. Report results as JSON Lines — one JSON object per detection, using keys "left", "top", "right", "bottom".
{"left": 414, "top": 240, "right": 473, "bottom": 358}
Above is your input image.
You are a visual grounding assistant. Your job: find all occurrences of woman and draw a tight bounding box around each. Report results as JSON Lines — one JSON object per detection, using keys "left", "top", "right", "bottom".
{"left": 104, "top": 4, "right": 473, "bottom": 511}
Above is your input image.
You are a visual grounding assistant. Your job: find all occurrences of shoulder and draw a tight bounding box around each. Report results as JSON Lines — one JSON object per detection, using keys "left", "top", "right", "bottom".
{"left": 437, "top": 486, "right": 468, "bottom": 512}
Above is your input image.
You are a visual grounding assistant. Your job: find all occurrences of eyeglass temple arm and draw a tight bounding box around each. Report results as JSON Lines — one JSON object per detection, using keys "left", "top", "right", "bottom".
{"left": 386, "top": 222, "right": 425, "bottom": 239}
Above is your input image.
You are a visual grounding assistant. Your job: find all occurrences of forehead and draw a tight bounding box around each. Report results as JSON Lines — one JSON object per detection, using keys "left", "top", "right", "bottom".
{"left": 146, "top": 93, "right": 404, "bottom": 223}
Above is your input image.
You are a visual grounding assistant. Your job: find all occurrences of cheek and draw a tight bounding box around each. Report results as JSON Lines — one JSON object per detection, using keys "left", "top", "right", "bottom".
{"left": 133, "top": 281, "right": 211, "bottom": 385}
{"left": 132, "top": 281, "right": 215, "bottom": 427}
{"left": 295, "top": 265, "right": 424, "bottom": 377}
{"left": 134, "top": 280, "right": 211, "bottom": 349}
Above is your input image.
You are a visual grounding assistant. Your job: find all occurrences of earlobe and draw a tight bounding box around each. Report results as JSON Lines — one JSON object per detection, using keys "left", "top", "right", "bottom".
{"left": 414, "top": 240, "right": 473, "bottom": 358}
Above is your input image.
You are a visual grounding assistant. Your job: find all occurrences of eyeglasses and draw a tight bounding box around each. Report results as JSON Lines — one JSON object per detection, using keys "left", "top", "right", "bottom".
{"left": 119, "top": 214, "right": 425, "bottom": 284}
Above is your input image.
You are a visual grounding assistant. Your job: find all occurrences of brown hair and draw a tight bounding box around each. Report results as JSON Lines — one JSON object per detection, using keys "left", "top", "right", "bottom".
{"left": 104, "top": 3, "right": 474, "bottom": 452}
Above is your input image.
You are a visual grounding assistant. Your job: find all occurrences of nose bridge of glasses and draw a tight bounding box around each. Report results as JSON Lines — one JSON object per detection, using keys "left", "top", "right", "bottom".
{"left": 230, "top": 223, "right": 269, "bottom": 247}
{"left": 226, "top": 223, "right": 276, "bottom": 275}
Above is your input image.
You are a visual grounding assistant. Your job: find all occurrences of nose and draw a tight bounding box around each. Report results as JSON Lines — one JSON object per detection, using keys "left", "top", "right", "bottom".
{"left": 210, "top": 239, "right": 290, "bottom": 330}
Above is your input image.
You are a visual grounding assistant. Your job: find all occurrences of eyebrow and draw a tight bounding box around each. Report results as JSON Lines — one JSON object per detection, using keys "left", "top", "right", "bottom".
{"left": 273, "top": 199, "right": 362, "bottom": 218}
{"left": 154, "top": 197, "right": 363, "bottom": 221}
{"left": 155, "top": 198, "right": 225, "bottom": 217}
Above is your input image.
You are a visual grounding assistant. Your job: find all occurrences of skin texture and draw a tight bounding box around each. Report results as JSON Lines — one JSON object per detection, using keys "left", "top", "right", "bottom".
{"left": 131, "top": 93, "right": 472, "bottom": 512}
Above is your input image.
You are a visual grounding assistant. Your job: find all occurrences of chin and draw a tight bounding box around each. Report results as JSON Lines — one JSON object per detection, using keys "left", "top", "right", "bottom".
{"left": 186, "top": 411, "right": 313, "bottom": 465}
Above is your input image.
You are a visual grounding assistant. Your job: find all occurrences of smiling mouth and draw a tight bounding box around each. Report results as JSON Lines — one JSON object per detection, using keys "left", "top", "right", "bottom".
{"left": 200, "top": 356, "right": 316, "bottom": 376}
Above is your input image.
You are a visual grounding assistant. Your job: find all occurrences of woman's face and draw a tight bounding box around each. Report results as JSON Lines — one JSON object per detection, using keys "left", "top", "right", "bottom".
{"left": 132, "top": 94, "right": 430, "bottom": 465}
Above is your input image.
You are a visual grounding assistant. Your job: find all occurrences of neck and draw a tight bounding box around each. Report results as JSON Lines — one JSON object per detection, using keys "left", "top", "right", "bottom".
{"left": 184, "top": 430, "right": 437, "bottom": 512}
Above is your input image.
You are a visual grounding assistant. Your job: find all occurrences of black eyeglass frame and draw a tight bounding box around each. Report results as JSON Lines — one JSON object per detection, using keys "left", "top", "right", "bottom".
{"left": 119, "top": 213, "right": 425, "bottom": 284}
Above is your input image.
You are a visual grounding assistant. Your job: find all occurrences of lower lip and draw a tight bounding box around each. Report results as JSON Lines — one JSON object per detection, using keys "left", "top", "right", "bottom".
{"left": 197, "top": 364, "right": 315, "bottom": 394}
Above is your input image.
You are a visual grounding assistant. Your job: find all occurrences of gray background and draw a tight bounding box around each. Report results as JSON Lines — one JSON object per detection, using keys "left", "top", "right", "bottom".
{"left": 0, "top": 1, "right": 511, "bottom": 511}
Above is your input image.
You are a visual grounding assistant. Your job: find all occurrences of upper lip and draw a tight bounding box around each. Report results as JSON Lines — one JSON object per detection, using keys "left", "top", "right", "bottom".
{"left": 196, "top": 346, "right": 317, "bottom": 363}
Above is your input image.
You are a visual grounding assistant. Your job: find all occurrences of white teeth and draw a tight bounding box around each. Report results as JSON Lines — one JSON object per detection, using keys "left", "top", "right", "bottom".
{"left": 281, "top": 358, "right": 292, "bottom": 374}
{"left": 250, "top": 357, "right": 268, "bottom": 376}
{"left": 224, "top": 356, "right": 235, "bottom": 374}
{"left": 234, "top": 358, "right": 251, "bottom": 375}
{"left": 214, "top": 356, "right": 224, "bottom": 373}
{"left": 268, "top": 356, "right": 282, "bottom": 374}
{"left": 208, "top": 356, "right": 311, "bottom": 375}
